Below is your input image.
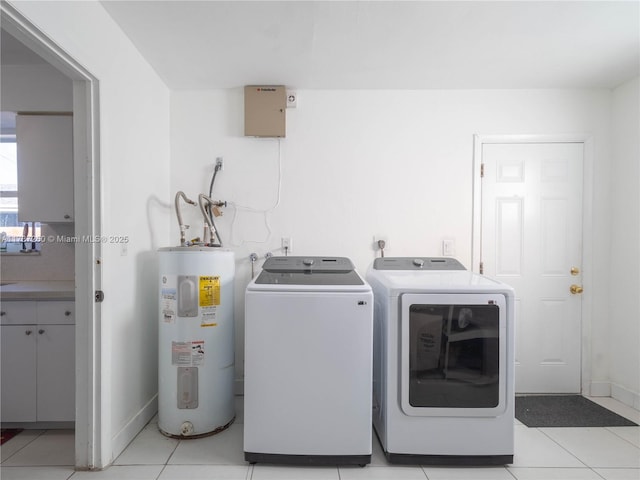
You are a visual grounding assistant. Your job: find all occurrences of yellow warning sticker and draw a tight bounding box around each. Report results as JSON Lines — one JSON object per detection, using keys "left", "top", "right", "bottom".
{"left": 199, "top": 276, "right": 220, "bottom": 307}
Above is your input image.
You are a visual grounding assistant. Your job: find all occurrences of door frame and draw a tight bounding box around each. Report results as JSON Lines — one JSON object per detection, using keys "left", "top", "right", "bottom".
{"left": 1, "top": 4, "right": 104, "bottom": 468}
{"left": 471, "top": 134, "right": 594, "bottom": 395}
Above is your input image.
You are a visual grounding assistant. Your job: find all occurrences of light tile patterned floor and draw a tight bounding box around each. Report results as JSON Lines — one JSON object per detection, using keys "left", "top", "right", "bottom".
{"left": 1, "top": 396, "right": 638, "bottom": 480}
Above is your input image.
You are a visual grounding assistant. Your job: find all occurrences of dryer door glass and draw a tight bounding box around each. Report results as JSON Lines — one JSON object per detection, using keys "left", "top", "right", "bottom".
{"left": 409, "top": 303, "right": 500, "bottom": 408}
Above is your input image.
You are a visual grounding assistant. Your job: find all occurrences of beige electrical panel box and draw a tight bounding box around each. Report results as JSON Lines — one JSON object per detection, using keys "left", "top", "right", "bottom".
{"left": 244, "top": 85, "right": 286, "bottom": 137}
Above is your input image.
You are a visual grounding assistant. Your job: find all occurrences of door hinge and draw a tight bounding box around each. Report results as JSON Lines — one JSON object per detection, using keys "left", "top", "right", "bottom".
{"left": 95, "top": 290, "right": 104, "bottom": 303}
{"left": 479, "top": 262, "right": 484, "bottom": 274}
{"left": 480, "top": 163, "right": 485, "bottom": 178}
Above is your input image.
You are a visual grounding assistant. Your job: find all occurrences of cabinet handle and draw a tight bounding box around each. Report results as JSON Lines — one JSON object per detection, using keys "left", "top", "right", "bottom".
{"left": 64, "top": 214, "right": 71, "bottom": 219}
{"left": 38, "top": 329, "right": 45, "bottom": 334}
{"left": 65, "top": 311, "right": 72, "bottom": 316}
{"left": 0, "top": 311, "right": 5, "bottom": 316}
{"left": 26, "top": 330, "right": 33, "bottom": 335}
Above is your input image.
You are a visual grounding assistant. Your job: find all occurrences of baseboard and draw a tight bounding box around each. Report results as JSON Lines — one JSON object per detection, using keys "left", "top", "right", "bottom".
{"left": 589, "top": 381, "right": 611, "bottom": 397}
{"left": 590, "top": 381, "right": 640, "bottom": 411}
{"left": 111, "top": 394, "right": 158, "bottom": 461}
{"left": 611, "top": 383, "right": 640, "bottom": 411}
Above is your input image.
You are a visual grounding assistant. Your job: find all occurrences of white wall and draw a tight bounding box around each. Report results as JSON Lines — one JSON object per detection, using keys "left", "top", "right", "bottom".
{"left": 170, "top": 88, "right": 614, "bottom": 390}
{"left": 1, "top": 64, "right": 73, "bottom": 112}
{"left": 7, "top": 0, "right": 172, "bottom": 466}
{"left": 609, "top": 76, "right": 640, "bottom": 408}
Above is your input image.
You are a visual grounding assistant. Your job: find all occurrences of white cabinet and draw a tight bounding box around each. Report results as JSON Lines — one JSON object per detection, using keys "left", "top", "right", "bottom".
{"left": 16, "top": 114, "right": 74, "bottom": 223}
{"left": 36, "top": 324, "right": 75, "bottom": 421}
{"left": 0, "top": 300, "right": 75, "bottom": 423}
{"left": 0, "top": 326, "right": 37, "bottom": 422}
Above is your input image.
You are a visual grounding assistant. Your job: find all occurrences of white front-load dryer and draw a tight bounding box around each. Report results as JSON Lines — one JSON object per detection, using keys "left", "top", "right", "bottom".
{"left": 244, "top": 256, "right": 373, "bottom": 466}
{"left": 367, "top": 257, "right": 515, "bottom": 465}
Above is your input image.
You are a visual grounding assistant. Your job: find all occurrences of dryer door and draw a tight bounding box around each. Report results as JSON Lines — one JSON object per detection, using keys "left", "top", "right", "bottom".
{"left": 399, "top": 293, "right": 507, "bottom": 417}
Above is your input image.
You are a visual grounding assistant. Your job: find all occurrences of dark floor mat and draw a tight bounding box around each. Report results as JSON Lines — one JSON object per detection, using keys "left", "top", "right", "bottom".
{"left": 515, "top": 395, "right": 638, "bottom": 428}
{"left": 1, "top": 428, "right": 23, "bottom": 445}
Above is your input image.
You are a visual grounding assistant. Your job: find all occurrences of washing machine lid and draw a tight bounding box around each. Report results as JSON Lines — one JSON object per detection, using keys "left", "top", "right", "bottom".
{"left": 373, "top": 257, "right": 466, "bottom": 270}
{"left": 254, "top": 256, "right": 365, "bottom": 285}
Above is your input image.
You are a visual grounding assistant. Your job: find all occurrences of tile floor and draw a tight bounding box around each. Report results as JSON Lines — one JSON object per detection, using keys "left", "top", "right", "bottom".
{"left": 1, "top": 396, "right": 639, "bottom": 480}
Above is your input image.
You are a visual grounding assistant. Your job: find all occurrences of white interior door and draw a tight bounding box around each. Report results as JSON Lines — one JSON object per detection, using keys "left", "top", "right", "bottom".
{"left": 481, "top": 142, "right": 584, "bottom": 393}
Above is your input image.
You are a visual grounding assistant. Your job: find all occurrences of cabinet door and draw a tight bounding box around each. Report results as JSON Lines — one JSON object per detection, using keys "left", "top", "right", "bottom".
{"left": 1, "top": 326, "right": 37, "bottom": 422}
{"left": 17, "top": 114, "right": 74, "bottom": 223}
{"left": 36, "top": 324, "right": 75, "bottom": 421}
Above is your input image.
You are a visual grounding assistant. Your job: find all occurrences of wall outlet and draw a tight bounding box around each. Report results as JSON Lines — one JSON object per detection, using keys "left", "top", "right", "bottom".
{"left": 373, "top": 236, "right": 388, "bottom": 252}
{"left": 286, "top": 90, "right": 297, "bottom": 108}
{"left": 442, "top": 238, "right": 456, "bottom": 256}
{"left": 281, "top": 237, "right": 292, "bottom": 254}
{"left": 216, "top": 157, "right": 224, "bottom": 171}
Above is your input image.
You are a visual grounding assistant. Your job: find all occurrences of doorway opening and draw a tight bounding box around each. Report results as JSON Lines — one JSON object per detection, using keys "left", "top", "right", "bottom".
{"left": 1, "top": 4, "right": 102, "bottom": 469}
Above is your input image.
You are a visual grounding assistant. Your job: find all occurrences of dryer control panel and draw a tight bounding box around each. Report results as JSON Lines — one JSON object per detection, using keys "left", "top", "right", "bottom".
{"left": 373, "top": 257, "right": 466, "bottom": 271}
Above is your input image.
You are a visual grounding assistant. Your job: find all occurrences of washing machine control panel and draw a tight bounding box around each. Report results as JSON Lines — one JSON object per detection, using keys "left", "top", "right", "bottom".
{"left": 262, "top": 256, "right": 354, "bottom": 273}
{"left": 255, "top": 256, "right": 365, "bottom": 285}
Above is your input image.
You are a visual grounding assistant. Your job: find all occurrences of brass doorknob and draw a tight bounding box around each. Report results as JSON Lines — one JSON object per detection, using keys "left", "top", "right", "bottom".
{"left": 570, "top": 284, "right": 584, "bottom": 294}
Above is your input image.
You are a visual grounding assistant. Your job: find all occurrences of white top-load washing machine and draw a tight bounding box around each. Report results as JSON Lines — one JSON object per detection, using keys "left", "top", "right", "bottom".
{"left": 367, "top": 257, "right": 515, "bottom": 465}
{"left": 244, "top": 256, "right": 373, "bottom": 466}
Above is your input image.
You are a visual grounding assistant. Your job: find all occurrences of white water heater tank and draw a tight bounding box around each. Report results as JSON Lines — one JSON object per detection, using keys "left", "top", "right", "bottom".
{"left": 158, "top": 247, "right": 235, "bottom": 437}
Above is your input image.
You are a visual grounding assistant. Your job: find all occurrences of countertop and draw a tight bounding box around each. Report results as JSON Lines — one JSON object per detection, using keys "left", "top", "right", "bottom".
{"left": 0, "top": 281, "right": 75, "bottom": 300}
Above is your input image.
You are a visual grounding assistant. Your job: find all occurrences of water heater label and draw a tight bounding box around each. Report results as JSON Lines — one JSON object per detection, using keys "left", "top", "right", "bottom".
{"left": 201, "top": 307, "right": 218, "bottom": 327}
{"left": 199, "top": 276, "right": 221, "bottom": 307}
{"left": 161, "top": 287, "right": 177, "bottom": 323}
{"left": 172, "top": 340, "right": 205, "bottom": 366}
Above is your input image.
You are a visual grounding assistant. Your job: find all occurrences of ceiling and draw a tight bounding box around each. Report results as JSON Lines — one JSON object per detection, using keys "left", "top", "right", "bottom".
{"left": 99, "top": 0, "right": 640, "bottom": 90}
{"left": 1, "top": 1, "right": 639, "bottom": 91}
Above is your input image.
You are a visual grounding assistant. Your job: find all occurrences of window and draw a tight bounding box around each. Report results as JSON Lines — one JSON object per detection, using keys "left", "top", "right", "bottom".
{"left": 0, "top": 131, "right": 41, "bottom": 252}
